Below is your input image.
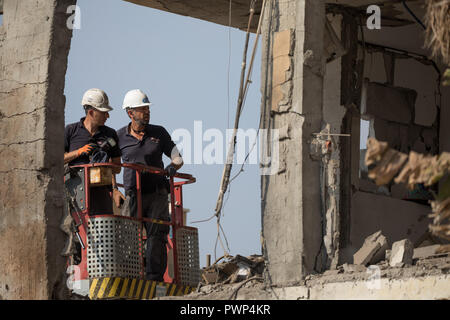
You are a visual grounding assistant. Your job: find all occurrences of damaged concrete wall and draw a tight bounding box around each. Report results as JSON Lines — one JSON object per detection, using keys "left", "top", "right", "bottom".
{"left": 0, "top": 0, "right": 75, "bottom": 299}
{"left": 350, "top": 191, "right": 429, "bottom": 252}
{"left": 260, "top": 0, "right": 326, "bottom": 286}
{"left": 361, "top": 52, "right": 440, "bottom": 156}
{"left": 320, "top": 13, "right": 347, "bottom": 270}
{"left": 340, "top": 18, "right": 450, "bottom": 263}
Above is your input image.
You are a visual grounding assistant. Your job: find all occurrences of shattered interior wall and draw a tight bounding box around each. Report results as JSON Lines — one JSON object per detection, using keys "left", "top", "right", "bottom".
{"left": 0, "top": 0, "right": 75, "bottom": 299}
{"left": 337, "top": 11, "right": 450, "bottom": 263}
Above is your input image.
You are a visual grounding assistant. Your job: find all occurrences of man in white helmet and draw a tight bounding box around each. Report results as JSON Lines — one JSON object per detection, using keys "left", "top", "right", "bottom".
{"left": 64, "top": 88, "right": 123, "bottom": 214}
{"left": 117, "top": 89, "right": 183, "bottom": 281}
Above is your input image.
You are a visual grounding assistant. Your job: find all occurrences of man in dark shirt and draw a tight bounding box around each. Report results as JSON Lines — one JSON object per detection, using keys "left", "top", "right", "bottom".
{"left": 117, "top": 89, "right": 183, "bottom": 281}
{"left": 64, "top": 88, "right": 122, "bottom": 214}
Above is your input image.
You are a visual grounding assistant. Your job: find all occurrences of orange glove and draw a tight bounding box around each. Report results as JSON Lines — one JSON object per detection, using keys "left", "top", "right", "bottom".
{"left": 77, "top": 143, "right": 97, "bottom": 157}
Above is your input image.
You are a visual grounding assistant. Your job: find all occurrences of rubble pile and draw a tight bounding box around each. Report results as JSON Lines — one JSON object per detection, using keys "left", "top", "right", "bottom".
{"left": 201, "top": 255, "right": 265, "bottom": 285}
{"left": 347, "top": 230, "right": 450, "bottom": 271}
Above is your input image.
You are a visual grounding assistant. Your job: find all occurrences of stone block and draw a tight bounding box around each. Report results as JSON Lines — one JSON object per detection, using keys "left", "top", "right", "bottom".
{"left": 353, "top": 230, "right": 388, "bottom": 265}
{"left": 390, "top": 239, "right": 414, "bottom": 267}
{"left": 353, "top": 238, "right": 381, "bottom": 265}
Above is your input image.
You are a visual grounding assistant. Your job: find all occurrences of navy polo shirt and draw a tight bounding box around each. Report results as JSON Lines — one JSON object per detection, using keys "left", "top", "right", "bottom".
{"left": 64, "top": 117, "right": 122, "bottom": 166}
{"left": 117, "top": 123, "right": 176, "bottom": 194}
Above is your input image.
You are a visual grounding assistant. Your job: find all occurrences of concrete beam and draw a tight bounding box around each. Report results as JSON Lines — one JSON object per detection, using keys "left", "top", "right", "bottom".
{"left": 261, "top": 0, "right": 326, "bottom": 286}
{"left": 0, "top": 0, "right": 75, "bottom": 299}
{"left": 122, "top": 0, "right": 262, "bottom": 32}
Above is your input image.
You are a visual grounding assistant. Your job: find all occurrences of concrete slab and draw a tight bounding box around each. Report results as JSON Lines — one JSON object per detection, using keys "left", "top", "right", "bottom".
{"left": 122, "top": 0, "right": 263, "bottom": 32}
{"left": 353, "top": 231, "right": 387, "bottom": 265}
{"left": 390, "top": 239, "right": 414, "bottom": 267}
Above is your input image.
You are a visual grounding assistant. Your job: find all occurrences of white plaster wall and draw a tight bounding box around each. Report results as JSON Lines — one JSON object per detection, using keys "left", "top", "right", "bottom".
{"left": 307, "top": 274, "right": 450, "bottom": 300}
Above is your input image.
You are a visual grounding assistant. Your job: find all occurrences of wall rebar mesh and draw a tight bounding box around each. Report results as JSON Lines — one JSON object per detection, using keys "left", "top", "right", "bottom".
{"left": 176, "top": 227, "right": 200, "bottom": 287}
{"left": 87, "top": 216, "right": 142, "bottom": 279}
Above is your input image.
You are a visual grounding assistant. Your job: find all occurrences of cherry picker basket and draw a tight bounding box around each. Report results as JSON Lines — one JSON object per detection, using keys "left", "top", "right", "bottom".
{"left": 64, "top": 163, "right": 198, "bottom": 299}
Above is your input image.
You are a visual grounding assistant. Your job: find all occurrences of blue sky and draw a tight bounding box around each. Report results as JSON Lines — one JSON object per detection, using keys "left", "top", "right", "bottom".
{"left": 64, "top": 0, "right": 262, "bottom": 266}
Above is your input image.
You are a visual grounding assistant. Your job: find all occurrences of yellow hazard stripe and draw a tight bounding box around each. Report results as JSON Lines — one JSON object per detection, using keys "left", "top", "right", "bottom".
{"left": 142, "top": 280, "right": 151, "bottom": 299}
{"left": 129, "top": 279, "right": 137, "bottom": 299}
{"left": 108, "top": 277, "right": 122, "bottom": 298}
{"left": 135, "top": 279, "right": 144, "bottom": 299}
{"left": 97, "top": 278, "right": 110, "bottom": 298}
{"left": 184, "top": 286, "right": 190, "bottom": 295}
{"left": 169, "top": 284, "right": 177, "bottom": 296}
{"left": 89, "top": 277, "right": 194, "bottom": 300}
{"left": 119, "top": 278, "right": 129, "bottom": 298}
{"left": 89, "top": 279, "right": 98, "bottom": 299}
{"left": 149, "top": 281, "right": 157, "bottom": 299}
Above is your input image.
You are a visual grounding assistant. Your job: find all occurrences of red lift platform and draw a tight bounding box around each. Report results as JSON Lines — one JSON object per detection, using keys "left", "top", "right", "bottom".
{"left": 64, "top": 163, "right": 199, "bottom": 299}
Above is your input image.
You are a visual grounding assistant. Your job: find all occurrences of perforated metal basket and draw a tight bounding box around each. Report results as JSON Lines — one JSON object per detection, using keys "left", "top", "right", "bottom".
{"left": 176, "top": 227, "right": 200, "bottom": 287}
{"left": 87, "top": 216, "right": 142, "bottom": 279}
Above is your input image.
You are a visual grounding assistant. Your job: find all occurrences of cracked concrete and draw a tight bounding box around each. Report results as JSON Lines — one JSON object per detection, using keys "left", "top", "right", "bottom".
{"left": 260, "top": 0, "right": 326, "bottom": 286}
{"left": 0, "top": 0, "right": 75, "bottom": 299}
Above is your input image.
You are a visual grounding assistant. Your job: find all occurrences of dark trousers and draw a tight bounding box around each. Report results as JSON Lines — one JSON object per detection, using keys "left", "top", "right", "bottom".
{"left": 123, "top": 187, "right": 170, "bottom": 281}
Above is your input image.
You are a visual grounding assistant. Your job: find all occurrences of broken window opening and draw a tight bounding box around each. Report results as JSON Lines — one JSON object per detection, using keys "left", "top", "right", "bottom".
{"left": 359, "top": 118, "right": 370, "bottom": 181}
{"left": 356, "top": 40, "right": 441, "bottom": 201}
{"left": 63, "top": 2, "right": 263, "bottom": 271}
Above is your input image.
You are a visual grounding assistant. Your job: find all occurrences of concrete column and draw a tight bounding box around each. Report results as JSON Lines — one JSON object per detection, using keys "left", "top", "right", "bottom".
{"left": 0, "top": 0, "right": 75, "bottom": 299}
{"left": 261, "top": 0, "right": 326, "bottom": 286}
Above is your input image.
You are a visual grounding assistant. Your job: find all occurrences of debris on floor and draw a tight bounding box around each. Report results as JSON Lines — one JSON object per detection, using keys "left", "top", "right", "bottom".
{"left": 345, "top": 230, "right": 450, "bottom": 276}
{"left": 201, "top": 254, "right": 265, "bottom": 285}
{"left": 353, "top": 230, "right": 388, "bottom": 266}
{"left": 390, "top": 239, "right": 414, "bottom": 267}
{"left": 342, "top": 263, "right": 366, "bottom": 273}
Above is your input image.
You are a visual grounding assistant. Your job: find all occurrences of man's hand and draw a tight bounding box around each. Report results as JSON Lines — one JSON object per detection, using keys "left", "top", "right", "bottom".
{"left": 77, "top": 143, "right": 97, "bottom": 157}
{"left": 165, "top": 164, "right": 177, "bottom": 177}
{"left": 113, "top": 188, "right": 126, "bottom": 209}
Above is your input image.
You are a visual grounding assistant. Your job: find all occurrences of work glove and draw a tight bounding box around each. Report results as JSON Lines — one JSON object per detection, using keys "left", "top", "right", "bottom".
{"left": 113, "top": 188, "right": 126, "bottom": 209}
{"left": 165, "top": 164, "right": 177, "bottom": 177}
{"left": 77, "top": 143, "right": 97, "bottom": 157}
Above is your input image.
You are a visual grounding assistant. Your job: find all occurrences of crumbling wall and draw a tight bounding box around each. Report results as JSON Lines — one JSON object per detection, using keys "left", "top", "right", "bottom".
{"left": 361, "top": 52, "right": 440, "bottom": 156}
{"left": 260, "top": 0, "right": 326, "bottom": 286}
{"left": 320, "top": 13, "right": 347, "bottom": 270}
{"left": 341, "top": 19, "right": 450, "bottom": 263}
{"left": 0, "top": 0, "right": 75, "bottom": 299}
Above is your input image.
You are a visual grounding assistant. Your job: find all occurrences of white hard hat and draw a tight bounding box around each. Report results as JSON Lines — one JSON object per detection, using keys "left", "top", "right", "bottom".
{"left": 81, "top": 88, "right": 113, "bottom": 112}
{"left": 122, "top": 89, "right": 152, "bottom": 109}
